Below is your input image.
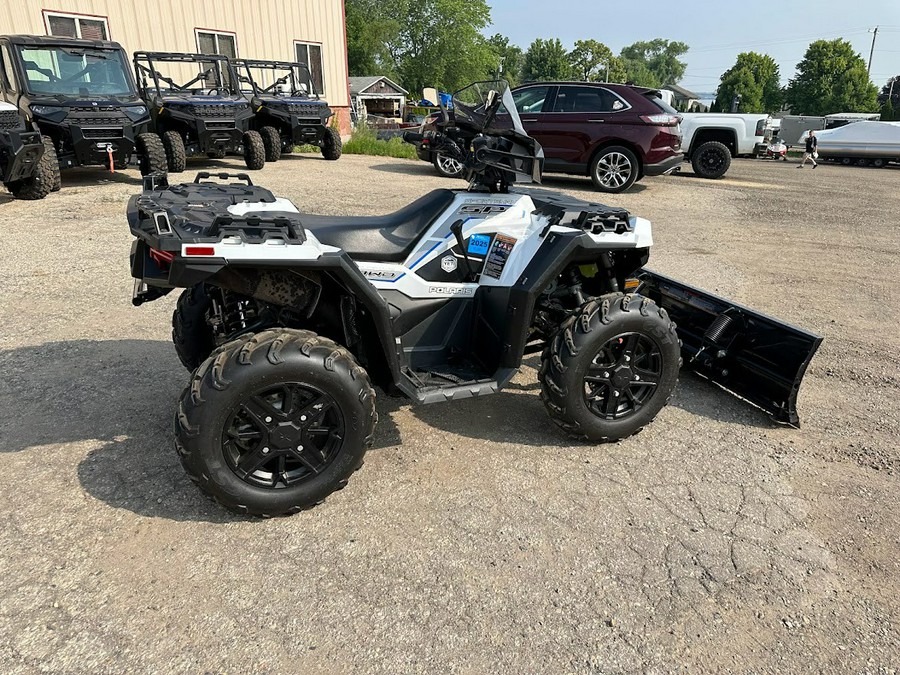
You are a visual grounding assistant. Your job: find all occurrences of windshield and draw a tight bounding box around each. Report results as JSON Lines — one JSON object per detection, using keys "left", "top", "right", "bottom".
{"left": 17, "top": 45, "right": 134, "bottom": 97}
{"left": 238, "top": 62, "right": 316, "bottom": 98}
{"left": 135, "top": 56, "right": 238, "bottom": 97}
{"left": 452, "top": 80, "right": 527, "bottom": 136}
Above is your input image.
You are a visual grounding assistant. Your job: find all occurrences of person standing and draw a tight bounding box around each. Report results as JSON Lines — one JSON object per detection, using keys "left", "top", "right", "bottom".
{"left": 798, "top": 130, "right": 818, "bottom": 168}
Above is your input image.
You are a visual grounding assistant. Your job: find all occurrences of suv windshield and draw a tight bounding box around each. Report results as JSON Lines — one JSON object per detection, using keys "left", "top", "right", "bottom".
{"left": 17, "top": 45, "right": 133, "bottom": 97}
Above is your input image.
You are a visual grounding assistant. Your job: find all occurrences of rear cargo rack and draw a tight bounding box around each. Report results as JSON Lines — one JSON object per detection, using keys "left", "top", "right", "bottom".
{"left": 194, "top": 171, "right": 254, "bottom": 185}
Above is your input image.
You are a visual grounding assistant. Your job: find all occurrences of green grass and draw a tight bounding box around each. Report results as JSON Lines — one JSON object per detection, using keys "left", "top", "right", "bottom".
{"left": 292, "top": 144, "right": 320, "bottom": 153}
{"left": 342, "top": 126, "right": 418, "bottom": 159}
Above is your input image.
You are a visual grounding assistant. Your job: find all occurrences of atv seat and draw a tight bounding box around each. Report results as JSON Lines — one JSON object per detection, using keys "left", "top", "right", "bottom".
{"left": 300, "top": 189, "right": 456, "bottom": 262}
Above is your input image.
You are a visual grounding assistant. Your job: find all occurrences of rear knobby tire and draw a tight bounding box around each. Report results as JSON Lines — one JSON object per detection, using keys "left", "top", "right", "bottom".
{"left": 539, "top": 293, "right": 681, "bottom": 442}
{"left": 136, "top": 132, "right": 167, "bottom": 176}
{"left": 320, "top": 127, "right": 342, "bottom": 160}
{"left": 4, "top": 136, "right": 58, "bottom": 200}
{"left": 261, "top": 126, "right": 282, "bottom": 162}
{"left": 172, "top": 284, "right": 216, "bottom": 371}
{"left": 175, "top": 329, "right": 377, "bottom": 516}
{"left": 243, "top": 130, "right": 266, "bottom": 170}
{"left": 162, "top": 130, "right": 187, "bottom": 173}
{"left": 691, "top": 141, "right": 731, "bottom": 179}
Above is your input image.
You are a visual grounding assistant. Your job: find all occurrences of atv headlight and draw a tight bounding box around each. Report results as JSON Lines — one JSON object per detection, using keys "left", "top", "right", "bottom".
{"left": 29, "top": 105, "right": 67, "bottom": 122}
{"left": 121, "top": 105, "right": 149, "bottom": 122}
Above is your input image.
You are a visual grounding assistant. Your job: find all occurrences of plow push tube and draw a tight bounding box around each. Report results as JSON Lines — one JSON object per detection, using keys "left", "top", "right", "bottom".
{"left": 637, "top": 270, "right": 823, "bottom": 426}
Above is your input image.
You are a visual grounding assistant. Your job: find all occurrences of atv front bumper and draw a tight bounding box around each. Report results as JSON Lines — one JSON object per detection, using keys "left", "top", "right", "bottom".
{"left": 0, "top": 129, "right": 44, "bottom": 182}
{"left": 638, "top": 270, "right": 823, "bottom": 426}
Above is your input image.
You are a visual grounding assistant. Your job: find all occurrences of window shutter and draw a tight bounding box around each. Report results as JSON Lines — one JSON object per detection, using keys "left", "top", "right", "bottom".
{"left": 79, "top": 19, "right": 108, "bottom": 41}
{"left": 48, "top": 15, "right": 78, "bottom": 38}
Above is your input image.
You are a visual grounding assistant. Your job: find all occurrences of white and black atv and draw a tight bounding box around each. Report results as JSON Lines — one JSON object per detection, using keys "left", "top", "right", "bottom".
{"left": 128, "top": 82, "right": 822, "bottom": 516}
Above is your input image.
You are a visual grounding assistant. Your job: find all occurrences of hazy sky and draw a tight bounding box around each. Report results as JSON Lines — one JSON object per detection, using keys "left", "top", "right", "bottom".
{"left": 488, "top": 0, "right": 900, "bottom": 94}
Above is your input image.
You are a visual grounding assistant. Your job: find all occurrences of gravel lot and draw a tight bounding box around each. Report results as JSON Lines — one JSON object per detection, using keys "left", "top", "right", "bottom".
{"left": 1, "top": 155, "right": 898, "bottom": 673}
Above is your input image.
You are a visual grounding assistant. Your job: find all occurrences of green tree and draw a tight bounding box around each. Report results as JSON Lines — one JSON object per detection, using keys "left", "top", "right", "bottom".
{"left": 876, "top": 75, "right": 899, "bottom": 109}
{"left": 488, "top": 34, "right": 524, "bottom": 87}
{"left": 345, "top": 0, "right": 400, "bottom": 77}
{"left": 713, "top": 52, "right": 782, "bottom": 113}
{"left": 345, "top": 0, "right": 494, "bottom": 94}
{"left": 784, "top": 39, "right": 879, "bottom": 115}
{"left": 522, "top": 38, "right": 573, "bottom": 82}
{"left": 568, "top": 39, "right": 626, "bottom": 82}
{"left": 619, "top": 39, "right": 689, "bottom": 87}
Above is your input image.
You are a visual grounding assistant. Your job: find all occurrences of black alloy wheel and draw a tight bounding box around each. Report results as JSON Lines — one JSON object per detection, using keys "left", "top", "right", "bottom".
{"left": 582, "top": 332, "right": 662, "bottom": 420}
{"left": 224, "top": 383, "right": 345, "bottom": 489}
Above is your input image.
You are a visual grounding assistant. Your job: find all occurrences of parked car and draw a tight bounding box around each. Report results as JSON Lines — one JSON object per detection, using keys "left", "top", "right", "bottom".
{"left": 509, "top": 82, "right": 682, "bottom": 192}
{"left": 679, "top": 112, "right": 769, "bottom": 178}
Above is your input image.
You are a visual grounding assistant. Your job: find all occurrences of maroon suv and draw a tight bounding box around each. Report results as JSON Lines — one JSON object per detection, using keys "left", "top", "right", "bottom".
{"left": 510, "top": 82, "right": 682, "bottom": 192}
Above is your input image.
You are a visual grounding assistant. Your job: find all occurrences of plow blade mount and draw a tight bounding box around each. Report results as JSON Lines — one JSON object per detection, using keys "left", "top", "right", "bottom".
{"left": 637, "top": 270, "right": 823, "bottom": 426}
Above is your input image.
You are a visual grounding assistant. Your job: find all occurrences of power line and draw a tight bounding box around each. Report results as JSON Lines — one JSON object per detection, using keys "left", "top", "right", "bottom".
{"left": 688, "top": 28, "right": 870, "bottom": 53}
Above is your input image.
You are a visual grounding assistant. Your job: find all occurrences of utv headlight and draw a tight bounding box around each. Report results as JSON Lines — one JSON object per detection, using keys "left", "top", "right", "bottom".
{"left": 122, "top": 105, "right": 149, "bottom": 122}
{"left": 29, "top": 105, "right": 67, "bottom": 122}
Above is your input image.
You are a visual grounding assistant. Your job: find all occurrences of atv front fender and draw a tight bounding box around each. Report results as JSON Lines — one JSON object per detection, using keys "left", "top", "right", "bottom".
{"left": 637, "top": 270, "right": 823, "bottom": 426}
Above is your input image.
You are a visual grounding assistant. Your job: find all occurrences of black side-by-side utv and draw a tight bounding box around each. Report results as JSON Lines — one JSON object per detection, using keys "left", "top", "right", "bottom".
{"left": 0, "top": 100, "right": 55, "bottom": 199}
{"left": 133, "top": 51, "right": 265, "bottom": 172}
{"left": 0, "top": 35, "right": 166, "bottom": 185}
{"left": 232, "top": 58, "right": 341, "bottom": 162}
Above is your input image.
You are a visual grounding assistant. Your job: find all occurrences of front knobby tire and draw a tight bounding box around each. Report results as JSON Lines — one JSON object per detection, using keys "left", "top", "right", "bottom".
{"left": 5, "top": 136, "right": 58, "bottom": 200}
{"left": 136, "top": 132, "right": 167, "bottom": 176}
{"left": 243, "top": 130, "right": 266, "bottom": 170}
{"left": 539, "top": 293, "right": 681, "bottom": 442}
{"left": 261, "top": 126, "right": 282, "bottom": 162}
{"left": 172, "top": 284, "right": 216, "bottom": 371}
{"left": 320, "top": 127, "right": 342, "bottom": 160}
{"left": 162, "top": 130, "right": 187, "bottom": 173}
{"left": 175, "top": 329, "right": 377, "bottom": 516}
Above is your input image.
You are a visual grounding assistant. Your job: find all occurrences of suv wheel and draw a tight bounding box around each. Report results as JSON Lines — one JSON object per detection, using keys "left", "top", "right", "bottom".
{"left": 590, "top": 146, "right": 639, "bottom": 193}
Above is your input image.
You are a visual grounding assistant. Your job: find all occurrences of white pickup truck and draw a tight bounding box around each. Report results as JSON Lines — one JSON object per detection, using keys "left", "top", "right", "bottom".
{"left": 679, "top": 112, "right": 770, "bottom": 178}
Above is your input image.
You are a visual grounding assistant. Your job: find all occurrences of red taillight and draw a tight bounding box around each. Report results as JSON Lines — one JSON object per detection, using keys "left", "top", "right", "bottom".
{"left": 184, "top": 246, "right": 216, "bottom": 256}
{"left": 640, "top": 113, "right": 680, "bottom": 126}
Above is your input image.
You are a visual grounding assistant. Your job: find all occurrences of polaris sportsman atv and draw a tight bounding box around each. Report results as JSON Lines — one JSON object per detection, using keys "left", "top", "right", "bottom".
{"left": 233, "top": 58, "right": 341, "bottom": 162}
{"left": 0, "top": 35, "right": 166, "bottom": 184}
{"left": 128, "top": 81, "right": 822, "bottom": 517}
{"left": 133, "top": 51, "right": 264, "bottom": 171}
{"left": 0, "top": 100, "right": 55, "bottom": 199}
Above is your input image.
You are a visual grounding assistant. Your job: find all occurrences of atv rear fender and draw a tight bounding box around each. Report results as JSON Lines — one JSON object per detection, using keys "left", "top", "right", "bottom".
{"left": 637, "top": 270, "right": 822, "bottom": 426}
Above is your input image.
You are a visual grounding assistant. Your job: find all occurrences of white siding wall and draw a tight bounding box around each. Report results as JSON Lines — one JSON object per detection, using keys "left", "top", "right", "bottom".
{"left": 0, "top": 0, "right": 349, "bottom": 107}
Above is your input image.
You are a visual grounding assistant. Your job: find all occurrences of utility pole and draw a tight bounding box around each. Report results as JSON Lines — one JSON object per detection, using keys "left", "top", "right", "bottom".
{"left": 868, "top": 26, "right": 878, "bottom": 76}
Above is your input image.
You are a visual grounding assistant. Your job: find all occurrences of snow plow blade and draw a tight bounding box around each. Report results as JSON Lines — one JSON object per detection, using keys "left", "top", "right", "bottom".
{"left": 637, "top": 270, "right": 823, "bottom": 426}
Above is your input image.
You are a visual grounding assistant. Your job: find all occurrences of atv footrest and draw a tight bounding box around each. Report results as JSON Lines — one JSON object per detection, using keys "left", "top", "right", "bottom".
{"left": 401, "top": 367, "right": 500, "bottom": 404}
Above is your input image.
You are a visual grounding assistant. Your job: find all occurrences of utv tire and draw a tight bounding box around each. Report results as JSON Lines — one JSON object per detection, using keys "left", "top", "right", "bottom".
{"left": 691, "top": 141, "right": 731, "bottom": 179}
{"left": 261, "top": 126, "right": 282, "bottom": 162}
{"left": 207, "top": 148, "right": 227, "bottom": 160}
{"left": 590, "top": 146, "right": 639, "bottom": 193}
{"left": 539, "top": 293, "right": 681, "bottom": 442}
{"left": 44, "top": 137, "right": 61, "bottom": 191}
{"left": 136, "top": 132, "right": 167, "bottom": 176}
{"left": 433, "top": 152, "right": 464, "bottom": 178}
{"left": 5, "top": 136, "right": 57, "bottom": 200}
{"left": 162, "top": 130, "right": 187, "bottom": 173}
{"left": 243, "top": 130, "right": 266, "bottom": 170}
{"left": 172, "top": 284, "right": 216, "bottom": 371}
{"left": 320, "top": 127, "right": 342, "bottom": 160}
{"left": 175, "top": 329, "right": 377, "bottom": 516}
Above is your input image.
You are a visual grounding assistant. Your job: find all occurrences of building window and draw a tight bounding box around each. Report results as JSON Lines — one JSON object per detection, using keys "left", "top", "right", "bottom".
{"left": 44, "top": 11, "right": 109, "bottom": 40}
{"left": 295, "top": 41, "right": 324, "bottom": 95}
{"left": 196, "top": 29, "right": 237, "bottom": 58}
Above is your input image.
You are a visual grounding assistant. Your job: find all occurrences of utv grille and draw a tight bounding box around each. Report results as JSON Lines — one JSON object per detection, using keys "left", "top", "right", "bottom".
{"left": 0, "top": 110, "right": 20, "bottom": 130}
{"left": 191, "top": 104, "right": 247, "bottom": 118}
{"left": 83, "top": 127, "right": 125, "bottom": 139}
{"left": 206, "top": 121, "right": 237, "bottom": 130}
{"left": 74, "top": 116, "right": 127, "bottom": 127}
{"left": 267, "top": 102, "right": 326, "bottom": 117}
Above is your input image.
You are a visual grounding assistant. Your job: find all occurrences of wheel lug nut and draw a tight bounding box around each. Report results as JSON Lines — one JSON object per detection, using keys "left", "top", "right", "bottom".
{"left": 624, "top": 355, "right": 631, "bottom": 362}
{"left": 613, "top": 390, "right": 620, "bottom": 397}
{"left": 300, "top": 415, "right": 307, "bottom": 422}
{"left": 603, "top": 372, "right": 610, "bottom": 378}
{"left": 265, "top": 416, "right": 272, "bottom": 423}
{"left": 262, "top": 447, "right": 270, "bottom": 454}
{"left": 634, "top": 374, "right": 640, "bottom": 380}
{"left": 297, "top": 445, "right": 304, "bottom": 451}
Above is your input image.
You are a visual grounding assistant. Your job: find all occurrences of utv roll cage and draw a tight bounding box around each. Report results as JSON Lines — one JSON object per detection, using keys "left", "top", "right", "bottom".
{"left": 133, "top": 51, "right": 239, "bottom": 98}
{"left": 232, "top": 59, "right": 320, "bottom": 99}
